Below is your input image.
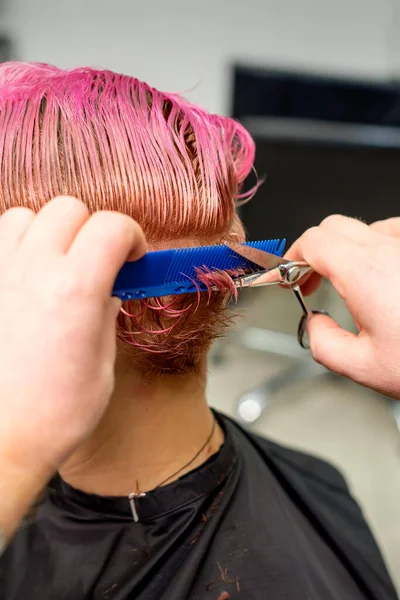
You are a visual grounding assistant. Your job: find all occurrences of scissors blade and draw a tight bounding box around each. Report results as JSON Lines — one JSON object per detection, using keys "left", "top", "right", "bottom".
{"left": 224, "top": 240, "right": 315, "bottom": 323}
{"left": 224, "top": 240, "right": 289, "bottom": 271}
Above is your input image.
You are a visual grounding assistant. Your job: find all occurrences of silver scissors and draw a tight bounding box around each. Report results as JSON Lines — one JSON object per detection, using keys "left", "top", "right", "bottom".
{"left": 225, "top": 241, "right": 326, "bottom": 348}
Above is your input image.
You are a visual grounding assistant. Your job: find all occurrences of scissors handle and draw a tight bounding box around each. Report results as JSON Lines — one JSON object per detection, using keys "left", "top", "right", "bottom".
{"left": 277, "top": 261, "right": 313, "bottom": 319}
{"left": 291, "top": 284, "right": 312, "bottom": 317}
{"left": 281, "top": 263, "right": 314, "bottom": 333}
{"left": 278, "top": 261, "right": 312, "bottom": 285}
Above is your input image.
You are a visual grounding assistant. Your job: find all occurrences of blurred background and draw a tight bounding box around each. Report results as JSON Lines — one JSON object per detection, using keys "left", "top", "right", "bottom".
{"left": 1, "top": 0, "right": 400, "bottom": 590}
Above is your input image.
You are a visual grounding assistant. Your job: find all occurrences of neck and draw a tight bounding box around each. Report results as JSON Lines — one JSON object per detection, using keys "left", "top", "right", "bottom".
{"left": 60, "top": 355, "right": 223, "bottom": 497}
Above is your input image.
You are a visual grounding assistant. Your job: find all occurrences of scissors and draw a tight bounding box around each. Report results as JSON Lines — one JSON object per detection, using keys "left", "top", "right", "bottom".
{"left": 225, "top": 241, "right": 326, "bottom": 349}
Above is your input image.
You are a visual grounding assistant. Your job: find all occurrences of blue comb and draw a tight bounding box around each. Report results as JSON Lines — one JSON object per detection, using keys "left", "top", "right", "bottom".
{"left": 112, "top": 239, "right": 286, "bottom": 301}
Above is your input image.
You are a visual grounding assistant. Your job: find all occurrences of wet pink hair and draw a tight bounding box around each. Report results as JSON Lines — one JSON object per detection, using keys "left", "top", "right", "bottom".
{"left": 0, "top": 62, "right": 257, "bottom": 374}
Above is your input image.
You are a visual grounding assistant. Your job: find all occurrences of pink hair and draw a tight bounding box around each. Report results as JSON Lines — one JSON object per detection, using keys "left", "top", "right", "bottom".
{"left": 0, "top": 62, "right": 258, "bottom": 374}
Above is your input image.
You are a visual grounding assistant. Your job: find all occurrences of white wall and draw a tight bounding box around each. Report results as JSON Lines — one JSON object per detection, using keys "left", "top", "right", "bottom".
{"left": 1, "top": 0, "right": 396, "bottom": 115}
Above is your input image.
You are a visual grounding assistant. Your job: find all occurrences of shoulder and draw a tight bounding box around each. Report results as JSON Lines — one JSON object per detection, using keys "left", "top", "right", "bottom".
{"left": 255, "top": 432, "right": 350, "bottom": 491}
{"left": 221, "top": 412, "right": 349, "bottom": 491}
{"left": 220, "top": 412, "right": 400, "bottom": 599}
{"left": 0, "top": 519, "right": 37, "bottom": 591}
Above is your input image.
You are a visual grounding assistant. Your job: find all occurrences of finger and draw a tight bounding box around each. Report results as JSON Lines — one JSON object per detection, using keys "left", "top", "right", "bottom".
{"left": 319, "top": 214, "right": 370, "bottom": 244}
{"left": 279, "top": 271, "right": 323, "bottom": 296}
{"left": 285, "top": 226, "right": 366, "bottom": 298}
{"left": 307, "top": 313, "right": 369, "bottom": 379}
{"left": 21, "top": 196, "right": 90, "bottom": 255}
{"left": 68, "top": 212, "right": 147, "bottom": 296}
{"left": 285, "top": 216, "right": 369, "bottom": 265}
{"left": 299, "top": 272, "right": 323, "bottom": 296}
{"left": 285, "top": 215, "right": 373, "bottom": 275}
{"left": 370, "top": 217, "right": 400, "bottom": 237}
{"left": 0, "top": 207, "right": 35, "bottom": 254}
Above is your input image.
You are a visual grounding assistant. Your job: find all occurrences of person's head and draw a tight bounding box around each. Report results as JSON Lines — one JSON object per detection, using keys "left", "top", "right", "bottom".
{"left": 0, "top": 62, "right": 257, "bottom": 378}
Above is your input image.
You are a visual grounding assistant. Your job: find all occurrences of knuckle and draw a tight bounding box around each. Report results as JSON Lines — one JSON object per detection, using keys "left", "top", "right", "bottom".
{"left": 369, "top": 220, "right": 384, "bottom": 232}
{"left": 320, "top": 214, "right": 346, "bottom": 229}
{"left": 2, "top": 206, "right": 34, "bottom": 220}
{"left": 93, "top": 211, "right": 141, "bottom": 243}
{"left": 92, "top": 210, "right": 130, "bottom": 230}
{"left": 51, "top": 196, "right": 90, "bottom": 216}
{"left": 302, "top": 226, "right": 321, "bottom": 245}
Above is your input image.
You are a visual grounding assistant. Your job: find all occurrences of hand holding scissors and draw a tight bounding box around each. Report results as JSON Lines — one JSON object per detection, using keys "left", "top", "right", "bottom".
{"left": 225, "top": 240, "right": 326, "bottom": 349}
{"left": 236, "top": 215, "right": 400, "bottom": 401}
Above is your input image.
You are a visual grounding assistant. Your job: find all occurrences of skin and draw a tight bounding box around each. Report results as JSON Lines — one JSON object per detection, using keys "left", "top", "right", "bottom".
{"left": 286, "top": 214, "right": 400, "bottom": 399}
{"left": 1, "top": 204, "right": 400, "bottom": 545}
{"left": 59, "top": 358, "right": 224, "bottom": 498}
{"left": 0, "top": 196, "right": 147, "bottom": 542}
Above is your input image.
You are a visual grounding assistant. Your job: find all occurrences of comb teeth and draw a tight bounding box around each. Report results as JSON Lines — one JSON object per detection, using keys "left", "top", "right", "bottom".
{"left": 164, "top": 239, "right": 285, "bottom": 284}
{"left": 113, "top": 238, "right": 286, "bottom": 300}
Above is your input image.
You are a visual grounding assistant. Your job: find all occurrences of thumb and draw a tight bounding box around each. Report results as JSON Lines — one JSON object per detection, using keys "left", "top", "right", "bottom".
{"left": 307, "top": 314, "right": 366, "bottom": 379}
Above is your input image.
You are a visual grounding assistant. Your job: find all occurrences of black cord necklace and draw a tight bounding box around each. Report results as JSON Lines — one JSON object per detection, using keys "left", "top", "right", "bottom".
{"left": 128, "top": 416, "right": 217, "bottom": 523}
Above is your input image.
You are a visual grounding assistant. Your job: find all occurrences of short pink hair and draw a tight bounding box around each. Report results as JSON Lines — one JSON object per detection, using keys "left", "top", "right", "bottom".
{"left": 0, "top": 62, "right": 257, "bottom": 374}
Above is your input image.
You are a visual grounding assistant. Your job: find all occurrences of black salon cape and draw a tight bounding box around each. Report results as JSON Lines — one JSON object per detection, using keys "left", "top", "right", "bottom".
{"left": 0, "top": 413, "right": 398, "bottom": 600}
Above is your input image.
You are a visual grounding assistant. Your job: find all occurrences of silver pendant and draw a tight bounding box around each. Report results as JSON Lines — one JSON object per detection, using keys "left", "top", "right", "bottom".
{"left": 128, "top": 492, "right": 146, "bottom": 523}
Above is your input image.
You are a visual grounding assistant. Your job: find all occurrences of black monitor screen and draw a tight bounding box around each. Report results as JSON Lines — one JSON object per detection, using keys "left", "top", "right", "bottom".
{"left": 233, "top": 66, "right": 400, "bottom": 247}
{"left": 240, "top": 136, "right": 400, "bottom": 247}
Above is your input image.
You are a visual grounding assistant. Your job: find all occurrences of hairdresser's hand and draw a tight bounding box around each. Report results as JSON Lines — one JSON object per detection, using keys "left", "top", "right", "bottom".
{"left": 286, "top": 215, "right": 400, "bottom": 399}
{"left": 0, "top": 196, "right": 146, "bottom": 540}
